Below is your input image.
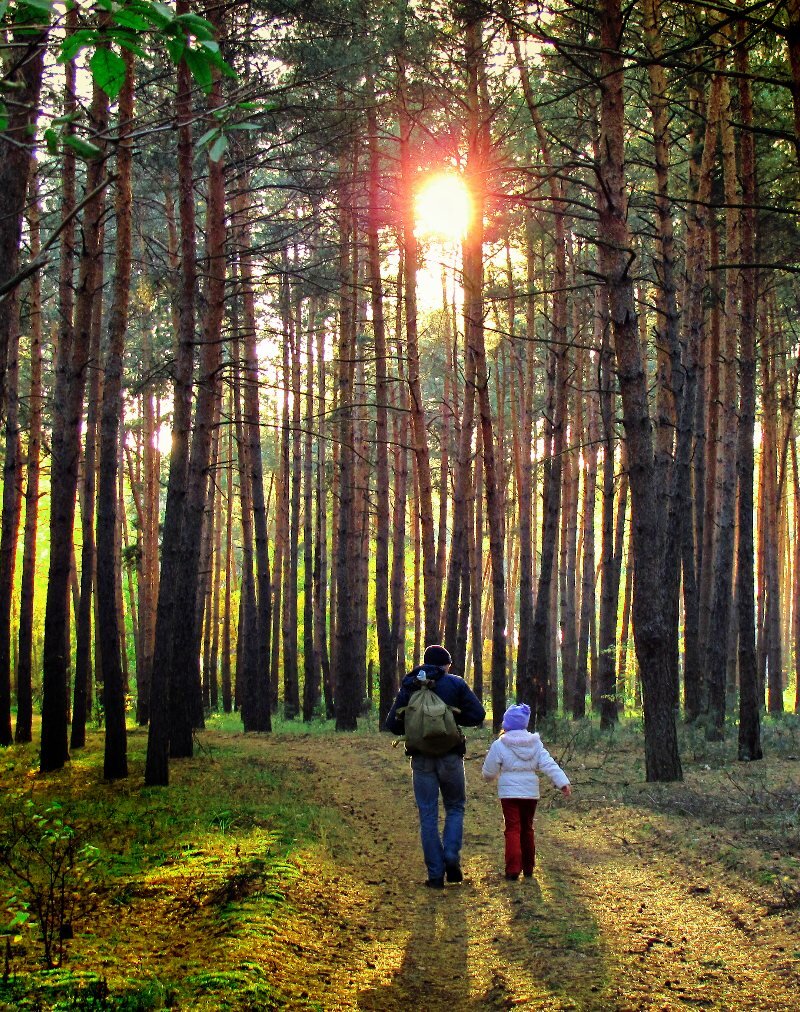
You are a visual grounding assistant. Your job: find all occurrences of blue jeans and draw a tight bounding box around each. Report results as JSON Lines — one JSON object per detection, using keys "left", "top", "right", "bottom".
{"left": 411, "top": 753, "right": 466, "bottom": 881}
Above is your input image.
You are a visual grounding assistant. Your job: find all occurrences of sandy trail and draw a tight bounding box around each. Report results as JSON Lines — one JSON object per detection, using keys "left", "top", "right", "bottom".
{"left": 254, "top": 733, "right": 800, "bottom": 1011}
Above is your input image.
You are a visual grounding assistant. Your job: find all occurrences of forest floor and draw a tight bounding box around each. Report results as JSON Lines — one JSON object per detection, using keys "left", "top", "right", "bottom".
{"left": 1, "top": 716, "right": 799, "bottom": 1010}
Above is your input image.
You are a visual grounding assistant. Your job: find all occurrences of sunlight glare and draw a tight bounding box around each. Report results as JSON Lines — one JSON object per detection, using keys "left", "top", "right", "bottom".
{"left": 415, "top": 173, "right": 472, "bottom": 242}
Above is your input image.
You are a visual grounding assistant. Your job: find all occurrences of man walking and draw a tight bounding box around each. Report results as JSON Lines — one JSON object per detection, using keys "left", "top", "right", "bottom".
{"left": 385, "top": 644, "right": 486, "bottom": 888}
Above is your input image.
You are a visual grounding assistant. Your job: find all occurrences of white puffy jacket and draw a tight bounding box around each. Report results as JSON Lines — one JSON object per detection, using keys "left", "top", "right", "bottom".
{"left": 481, "top": 730, "right": 570, "bottom": 799}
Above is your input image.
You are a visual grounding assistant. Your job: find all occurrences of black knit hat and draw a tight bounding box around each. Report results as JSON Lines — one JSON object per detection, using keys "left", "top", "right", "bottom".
{"left": 423, "top": 644, "right": 452, "bottom": 668}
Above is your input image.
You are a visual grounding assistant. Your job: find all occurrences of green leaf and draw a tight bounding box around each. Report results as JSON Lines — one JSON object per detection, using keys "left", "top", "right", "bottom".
{"left": 60, "top": 28, "right": 98, "bottom": 63}
{"left": 112, "top": 10, "right": 150, "bottom": 30}
{"left": 127, "top": 0, "right": 172, "bottom": 29}
{"left": 90, "top": 47, "right": 127, "bottom": 100}
{"left": 44, "top": 127, "right": 59, "bottom": 155}
{"left": 229, "top": 122, "right": 261, "bottom": 132}
{"left": 208, "top": 133, "right": 228, "bottom": 162}
{"left": 150, "top": 1, "right": 176, "bottom": 26}
{"left": 19, "top": 0, "right": 53, "bottom": 12}
{"left": 64, "top": 134, "right": 104, "bottom": 159}
{"left": 165, "top": 35, "right": 185, "bottom": 65}
{"left": 113, "top": 34, "right": 146, "bottom": 58}
{"left": 0, "top": 101, "right": 7, "bottom": 133}
{"left": 175, "top": 12, "right": 216, "bottom": 40}
{"left": 0, "top": 1, "right": 10, "bottom": 20}
{"left": 184, "top": 48, "right": 212, "bottom": 94}
{"left": 94, "top": 0, "right": 115, "bottom": 10}
{"left": 196, "top": 126, "right": 221, "bottom": 148}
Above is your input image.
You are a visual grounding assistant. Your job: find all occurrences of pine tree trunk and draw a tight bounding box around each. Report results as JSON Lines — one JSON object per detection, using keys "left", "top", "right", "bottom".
{"left": 706, "top": 70, "right": 741, "bottom": 741}
{"left": 0, "top": 17, "right": 45, "bottom": 411}
{"left": 302, "top": 300, "right": 319, "bottom": 722}
{"left": 97, "top": 52, "right": 134, "bottom": 780}
{"left": 398, "top": 61, "right": 439, "bottom": 645}
{"left": 167, "top": 43, "right": 228, "bottom": 755}
{"left": 333, "top": 165, "right": 361, "bottom": 730}
{"left": 72, "top": 235, "right": 105, "bottom": 751}
{"left": 596, "top": 0, "right": 681, "bottom": 780}
{"left": 0, "top": 281, "right": 23, "bottom": 747}
{"left": 678, "top": 72, "right": 722, "bottom": 720}
{"left": 15, "top": 182, "right": 43, "bottom": 744}
{"left": 238, "top": 194, "right": 272, "bottom": 731}
{"left": 41, "top": 72, "right": 109, "bottom": 773}
{"left": 146, "top": 14, "right": 198, "bottom": 785}
{"left": 734, "top": 30, "right": 761, "bottom": 760}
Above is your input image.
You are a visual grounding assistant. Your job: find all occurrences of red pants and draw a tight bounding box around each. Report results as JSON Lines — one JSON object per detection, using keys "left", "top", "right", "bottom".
{"left": 500, "top": 798, "right": 538, "bottom": 876}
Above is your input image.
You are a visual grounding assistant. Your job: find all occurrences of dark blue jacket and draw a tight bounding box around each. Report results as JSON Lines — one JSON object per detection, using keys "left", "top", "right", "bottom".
{"left": 384, "top": 664, "right": 486, "bottom": 755}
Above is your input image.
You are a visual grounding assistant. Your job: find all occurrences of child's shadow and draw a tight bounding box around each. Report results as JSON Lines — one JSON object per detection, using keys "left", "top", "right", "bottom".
{"left": 357, "top": 887, "right": 471, "bottom": 1011}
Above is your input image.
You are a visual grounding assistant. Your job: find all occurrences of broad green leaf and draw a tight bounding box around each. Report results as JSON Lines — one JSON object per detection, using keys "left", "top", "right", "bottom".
{"left": 150, "top": 2, "right": 175, "bottom": 26}
{"left": 184, "top": 48, "right": 212, "bottom": 94}
{"left": 196, "top": 126, "right": 221, "bottom": 148}
{"left": 0, "top": 0, "right": 10, "bottom": 20}
{"left": 208, "top": 133, "right": 228, "bottom": 163}
{"left": 229, "top": 122, "right": 261, "bottom": 132}
{"left": 90, "top": 47, "right": 127, "bottom": 100}
{"left": 175, "top": 12, "right": 216, "bottom": 40}
{"left": 112, "top": 10, "right": 150, "bottom": 30}
{"left": 18, "top": 0, "right": 53, "bottom": 12}
{"left": 0, "top": 101, "right": 7, "bottom": 133}
{"left": 127, "top": 0, "right": 172, "bottom": 29}
{"left": 60, "top": 28, "right": 98, "bottom": 63}
{"left": 113, "top": 34, "right": 146, "bottom": 58}
{"left": 64, "top": 134, "right": 104, "bottom": 159}
{"left": 165, "top": 35, "right": 184, "bottom": 65}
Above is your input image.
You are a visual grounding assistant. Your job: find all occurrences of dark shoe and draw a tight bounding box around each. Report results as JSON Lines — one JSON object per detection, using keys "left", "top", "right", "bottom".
{"left": 445, "top": 863, "right": 463, "bottom": 884}
{"left": 523, "top": 870, "right": 535, "bottom": 878}
{"left": 505, "top": 872, "right": 520, "bottom": 881}
{"left": 424, "top": 877, "right": 445, "bottom": 889}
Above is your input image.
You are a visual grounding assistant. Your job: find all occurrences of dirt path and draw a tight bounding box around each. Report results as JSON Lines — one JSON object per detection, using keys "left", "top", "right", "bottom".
{"left": 251, "top": 732, "right": 800, "bottom": 1011}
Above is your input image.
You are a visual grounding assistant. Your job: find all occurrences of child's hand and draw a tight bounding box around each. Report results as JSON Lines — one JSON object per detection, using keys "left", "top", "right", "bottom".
{"left": 561, "top": 785, "right": 572, "bottom": 797}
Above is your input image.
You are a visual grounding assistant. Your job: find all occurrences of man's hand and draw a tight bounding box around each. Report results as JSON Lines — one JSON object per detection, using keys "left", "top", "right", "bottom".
{"left": 561, "top": 785, "right": 572, "bottom": 797}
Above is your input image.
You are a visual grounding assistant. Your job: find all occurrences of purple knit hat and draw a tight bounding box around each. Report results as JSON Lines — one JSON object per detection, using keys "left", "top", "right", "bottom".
{"left": 502, "top": 703, "right": 531, "bottom": 731}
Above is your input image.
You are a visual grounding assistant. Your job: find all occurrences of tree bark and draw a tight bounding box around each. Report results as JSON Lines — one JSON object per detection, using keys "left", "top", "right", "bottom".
{"left": 146, "top": 8, "right": 198, "bottom": 785}
{"left": 40, "top": 71, "right": 108, "bottom": 773}
{"left": 15, "top": 182, "right": 43, "bottom": 744}
{"left": 596, "top": 0, "right": 681, "bottom": 780}
{"left": 97, "top": 51, "right": 134, "bottom": 780}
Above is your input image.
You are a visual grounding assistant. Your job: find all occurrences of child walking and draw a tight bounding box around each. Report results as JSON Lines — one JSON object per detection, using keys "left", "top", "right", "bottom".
{"left": 482, "top": 703, "right": 571, "bottom": 880}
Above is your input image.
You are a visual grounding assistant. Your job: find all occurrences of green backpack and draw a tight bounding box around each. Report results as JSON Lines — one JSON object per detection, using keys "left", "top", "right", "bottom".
{"left": 400, "top": 681, "right": 463, "bottom": 755}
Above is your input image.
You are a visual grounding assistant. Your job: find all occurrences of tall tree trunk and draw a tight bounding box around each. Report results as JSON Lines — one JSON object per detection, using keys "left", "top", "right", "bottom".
{"left": 596, "top": 0, "right": 681, "bottom": 780}
{"left": 16, "top": 182, "right": 43, "bottom": 744}
{"left": 734, "top": 25, "right": 761, "bottom": 760}
{"left": 463, "top": 15, "right": 506, "bottom": 727}
{"left": 576, "top": 343, "right": 598, "bottom": 719}
{"left": 706, "top": 70, "right": 741, "bottom": 741}
{"left": 398, "top": 59, "right": 439, "bottom": 645}
{"left": 333, "top": 162, "right": 361, "bottom": 730}
{"left": 97, "top": 52, "right": 134, "bottom": 780}
{"left": 168, "top": 42, "right": 228, "bottom": 755}
{"left": 146, "top": 9, "right": 198, "bottom": 785}
{"left": 238, "top": 191, "right": 272, "bottom": 731}
{"left": 0, "top": 14, "right": 45, "bottom": 411}
{"left": 71, "top": 233, "right": 105, "bottom": 750}
{"left": 509, "top": 23, "right": 569, "bottom": 724}
{"left": 302, "top": 300, "right": 319, "bottom": 722}
{"left": 0, "top": 274, "right": 23, "bottom": 746}
{"left": 366, "top": 78, "right": 394, "bottom": 724}
{"left": 679, "top": 72, "right": 722, "bottom": 721}
{"left": 40, "top": 71, "right": 109, "bottom": 773}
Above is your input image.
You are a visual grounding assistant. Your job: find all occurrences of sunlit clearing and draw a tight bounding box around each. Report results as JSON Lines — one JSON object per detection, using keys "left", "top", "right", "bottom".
{"left": 415, "top": 172, "right": 472, "bottom": 242}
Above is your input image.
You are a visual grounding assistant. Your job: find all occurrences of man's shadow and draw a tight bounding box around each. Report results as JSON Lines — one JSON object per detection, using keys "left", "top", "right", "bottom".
{"left": 357, "top": 885, "right": 471, "bottom": 1011}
